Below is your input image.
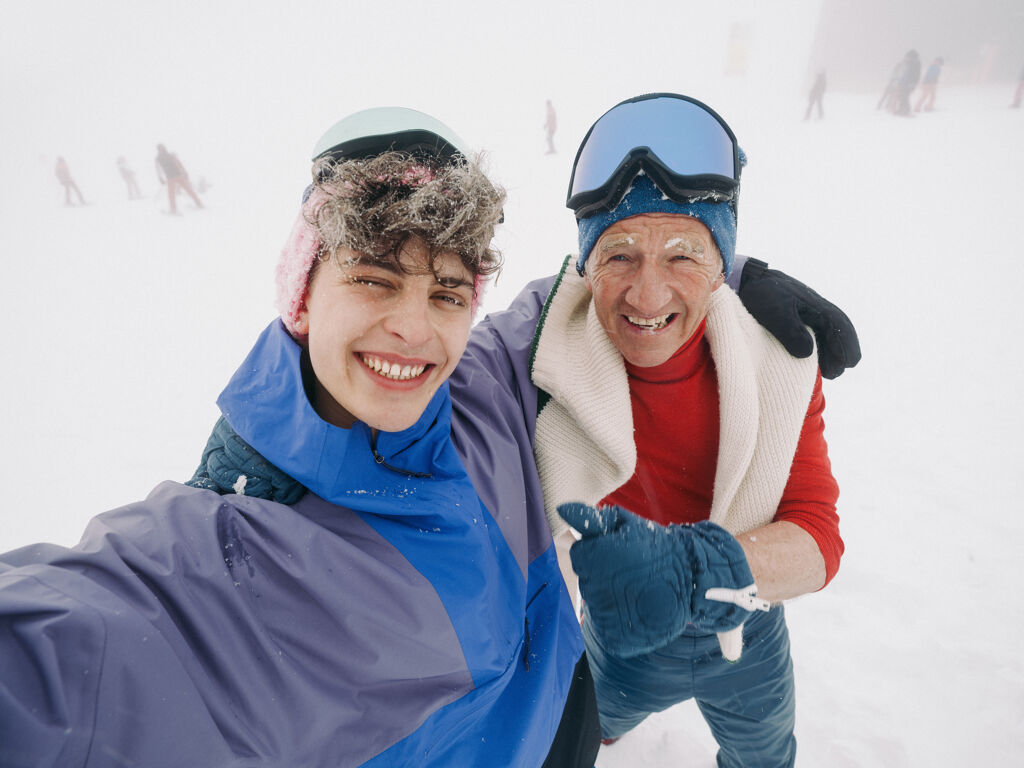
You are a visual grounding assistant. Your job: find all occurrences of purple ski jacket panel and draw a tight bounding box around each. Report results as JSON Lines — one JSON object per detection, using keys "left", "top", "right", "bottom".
{"left": 449, "top": 273, "right": 559, "bottom": 576}
{"left": 0, "top": 483, "right": 474, "bottom": 767}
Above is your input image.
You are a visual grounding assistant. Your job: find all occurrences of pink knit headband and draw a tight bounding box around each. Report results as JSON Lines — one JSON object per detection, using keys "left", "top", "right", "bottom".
{"left": 274, "top": 191, "right": 486, "bottom": 337}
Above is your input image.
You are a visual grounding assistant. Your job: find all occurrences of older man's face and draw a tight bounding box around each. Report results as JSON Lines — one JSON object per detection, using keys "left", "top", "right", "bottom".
{"left": 585, "top": 213, "right": 724, "bottom": 367}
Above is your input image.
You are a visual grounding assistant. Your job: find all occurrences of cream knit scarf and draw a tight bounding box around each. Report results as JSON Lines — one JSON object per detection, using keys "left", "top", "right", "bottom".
{"left": 531, "top": 258, "right": 818, "bottom": 542}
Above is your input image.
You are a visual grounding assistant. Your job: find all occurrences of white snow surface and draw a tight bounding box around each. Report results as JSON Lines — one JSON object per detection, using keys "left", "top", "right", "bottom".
{"left": 2, "top": 2, "right": 1023, "bottom": 765}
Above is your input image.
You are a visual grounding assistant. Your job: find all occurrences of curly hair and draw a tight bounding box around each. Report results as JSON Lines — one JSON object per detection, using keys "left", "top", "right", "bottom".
{"left": 306, "top": 151, "right": 505, "bottom": 280}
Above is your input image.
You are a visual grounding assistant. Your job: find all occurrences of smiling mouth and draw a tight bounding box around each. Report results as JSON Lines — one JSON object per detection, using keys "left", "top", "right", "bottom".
{"left": 360, "top": 354, "right": 430, "bottom": 381}
{"left": 626, "top": 313, "right": 675, "bottom": 331}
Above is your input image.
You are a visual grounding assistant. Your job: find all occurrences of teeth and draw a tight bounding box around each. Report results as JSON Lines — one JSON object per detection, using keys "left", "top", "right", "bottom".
{"left": 627, "top": 314, "right": 671, "bottom": 330}
{"left": 360, "top": 355, "right": 427, "bottom": 381}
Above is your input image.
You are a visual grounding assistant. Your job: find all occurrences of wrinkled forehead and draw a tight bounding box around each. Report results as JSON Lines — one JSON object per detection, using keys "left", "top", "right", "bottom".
{"left": 600, "top": 212, "right": 713, "bottom": 243}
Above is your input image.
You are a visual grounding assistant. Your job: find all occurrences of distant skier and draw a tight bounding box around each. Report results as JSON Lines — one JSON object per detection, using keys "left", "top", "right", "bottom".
{"left": 55, "top": 156, "right": 85, "bottom": 206}
{"left": 892, "top": 49, "right": 921, "bottom": 116}
{"left": 117, "top": 156, "right": 142, "bottom": 199}
{"left": 155, "top": 143, "right": 204, "bottom": 215}
{"left": 544, "top": 99, "right": 557, "bottom": 154}
{"left": 914, "top": 57, "right": 943, "bottom": 112}
{"left": 804, "top": 70, "right": 826, "bottom": 120}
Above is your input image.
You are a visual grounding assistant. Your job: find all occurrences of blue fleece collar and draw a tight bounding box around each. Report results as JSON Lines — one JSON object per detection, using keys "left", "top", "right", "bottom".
{"left": 217, "top": 320, "right": 464, "bottom": 513}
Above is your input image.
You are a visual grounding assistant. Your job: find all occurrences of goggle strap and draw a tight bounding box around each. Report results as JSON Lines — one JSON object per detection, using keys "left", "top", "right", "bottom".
{"left": 571, "top": 155, "right": 737, "bottom": 220}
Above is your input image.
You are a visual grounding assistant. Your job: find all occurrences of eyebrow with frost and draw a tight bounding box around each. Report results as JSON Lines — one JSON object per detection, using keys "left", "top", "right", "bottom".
{"left": 598, "top": 231, "right": 717, "bottom": 266}
{"left": 663, "top": 235, "right": 716, "bottom": 265}
{"left": 598, "top": 235, "right": 637, "bottom": 253}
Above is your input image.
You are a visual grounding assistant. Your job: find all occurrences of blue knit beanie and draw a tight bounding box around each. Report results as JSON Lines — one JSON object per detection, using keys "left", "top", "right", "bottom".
{"left": 576, "top": 173, "right": 736, "bottom": 279}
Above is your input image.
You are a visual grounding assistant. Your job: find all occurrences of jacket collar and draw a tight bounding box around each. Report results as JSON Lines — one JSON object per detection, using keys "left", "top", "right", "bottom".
{"left": 217, "top": 320, "right": 462, "bottom": 513}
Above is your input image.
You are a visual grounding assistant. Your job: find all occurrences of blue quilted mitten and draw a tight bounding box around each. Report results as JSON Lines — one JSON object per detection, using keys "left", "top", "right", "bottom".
{"left": 686, "top": 520, "right": 761, "bottom": 633}
{"left": 559, "top": 502, "right": 695, "bottom": 658}
{"left": 559, "top": 503, "right": 768, "bottom": 659}
{"left": 186, "top": 416, "right": 306, "bottom": 504}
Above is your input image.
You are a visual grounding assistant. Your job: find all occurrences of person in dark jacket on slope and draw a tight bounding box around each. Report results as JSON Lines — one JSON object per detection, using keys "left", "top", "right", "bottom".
{"left": 55, "top": 156, "right": 86, "bottom": 205}
{"left": 0, "top": 108, "right": 589, "bottom": 768}
{"left": 892, "top": 49, "right": 922, "bottom": 116}
{"left": 804, "top": 69, "right": 826, "bottom": 120}
{"left": 155, "top": 143, "right": 204, "bottom": 214}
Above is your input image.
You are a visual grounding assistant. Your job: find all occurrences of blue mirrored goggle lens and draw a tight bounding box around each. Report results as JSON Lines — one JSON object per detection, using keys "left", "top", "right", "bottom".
{"left": 569, "top": 97, "right": 737, "bottom": 199}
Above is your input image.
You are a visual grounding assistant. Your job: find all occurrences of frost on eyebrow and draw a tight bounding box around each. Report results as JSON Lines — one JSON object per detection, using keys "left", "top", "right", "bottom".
{"left": 664, "top": 235, "right": 712, "bottom": 263}
{"left": 599, "top": 235, "right": 636, "bottom": 251}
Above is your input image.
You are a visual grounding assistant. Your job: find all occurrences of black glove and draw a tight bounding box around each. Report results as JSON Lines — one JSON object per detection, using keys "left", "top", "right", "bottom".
{"left": 186, "top": 416, "right": 306, "bottom": 504}
{"left": 738, "top": 258, "right": 861, "bottom": 379}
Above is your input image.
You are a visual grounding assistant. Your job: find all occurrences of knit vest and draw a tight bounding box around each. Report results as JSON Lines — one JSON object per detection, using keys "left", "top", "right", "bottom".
{"left": 531, "top": 259, "right": 818, "bottom": 540}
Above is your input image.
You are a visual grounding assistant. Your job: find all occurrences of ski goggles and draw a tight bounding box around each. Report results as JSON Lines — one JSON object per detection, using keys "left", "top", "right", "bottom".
{"left": 566, "top": 93, "right": 740, "bottom": 220}
{"left": 312, "top": 106, "right": 469, "bottom": 166}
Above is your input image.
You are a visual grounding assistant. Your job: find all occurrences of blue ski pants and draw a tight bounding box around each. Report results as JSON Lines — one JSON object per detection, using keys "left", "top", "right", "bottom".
{"left": 584, "top": 606, "right": 796, "bottom": 768}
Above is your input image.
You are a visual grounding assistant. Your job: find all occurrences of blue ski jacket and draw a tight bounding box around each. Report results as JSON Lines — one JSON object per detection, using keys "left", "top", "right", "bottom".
{"left": 0, "top": 310, "right": 582, "bottom": 767}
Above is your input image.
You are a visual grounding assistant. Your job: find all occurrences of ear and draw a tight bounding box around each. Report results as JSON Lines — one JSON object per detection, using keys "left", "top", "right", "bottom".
{"left": 711, "top": 272, "right": 726, "bottom": 292}
{"left": 294, "top": 297, "right": 311, "bottom": 336}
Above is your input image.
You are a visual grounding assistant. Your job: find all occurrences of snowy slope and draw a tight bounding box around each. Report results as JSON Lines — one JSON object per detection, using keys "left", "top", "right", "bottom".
{"left": 2, "top": 2, "right": 1023, "bottom": 765}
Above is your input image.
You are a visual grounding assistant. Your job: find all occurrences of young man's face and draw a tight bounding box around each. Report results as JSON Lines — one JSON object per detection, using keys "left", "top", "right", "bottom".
{"left": 585, "top": 213, "right": 724, "bottom": 368}
{"left": 296, "top": 238, "right": 475, "bottom": 432}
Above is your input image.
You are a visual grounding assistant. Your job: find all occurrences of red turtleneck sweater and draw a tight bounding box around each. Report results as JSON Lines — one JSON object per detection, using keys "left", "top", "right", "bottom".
{"left": 600, "top": 320, "right": 843, "bottom": 585}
